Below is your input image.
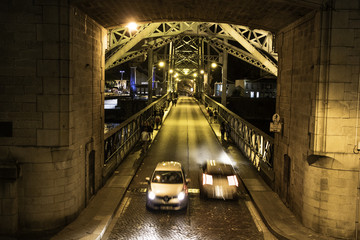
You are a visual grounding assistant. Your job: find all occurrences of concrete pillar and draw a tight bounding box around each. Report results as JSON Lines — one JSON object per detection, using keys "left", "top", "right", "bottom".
{"left": 274, "top": 1, "right": 360, "bottom": 238}
{"left": 0, "top": 1, "right": 106, "bottom": 235}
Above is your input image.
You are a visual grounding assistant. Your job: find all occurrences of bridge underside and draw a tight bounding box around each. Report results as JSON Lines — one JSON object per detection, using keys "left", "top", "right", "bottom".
{"left": 72, "top": 0, "right": 323, "bottom": 31}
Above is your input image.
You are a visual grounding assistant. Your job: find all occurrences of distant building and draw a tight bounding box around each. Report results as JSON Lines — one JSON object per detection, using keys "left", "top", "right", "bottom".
{"left": 241, "top": 78, "right": 277, "bottom": 98}
{"left": 214, "top": 82, "right": 235, "bottom": 97}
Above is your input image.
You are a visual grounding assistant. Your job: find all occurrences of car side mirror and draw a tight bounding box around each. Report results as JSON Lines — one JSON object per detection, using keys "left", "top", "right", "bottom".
{"left": 145, "top": 177, "right": 150, "bottom": 182}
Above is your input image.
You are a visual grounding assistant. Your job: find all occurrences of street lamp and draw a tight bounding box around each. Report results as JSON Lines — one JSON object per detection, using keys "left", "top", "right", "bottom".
{"left": 211, "top": 62, "right": 227, "bottom": 106}
{"left": 126, "top": 22, "right": 138, "bottom": 32}
{"left": 148, "top": 60, "right": 166, "bottom": 103}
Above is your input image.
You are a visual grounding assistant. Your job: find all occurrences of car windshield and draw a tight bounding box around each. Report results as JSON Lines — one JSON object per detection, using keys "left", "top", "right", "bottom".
{"left": 152, "top": 171, "right": 183, "bottom": 184}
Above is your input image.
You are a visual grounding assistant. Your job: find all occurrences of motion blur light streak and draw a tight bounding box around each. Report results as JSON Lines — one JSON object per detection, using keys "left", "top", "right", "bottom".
{"left": 203, "top": 174, "right": 213, "bottom": 185}
{"left": 227, "top": 175, "right": 239, "bottom": 187}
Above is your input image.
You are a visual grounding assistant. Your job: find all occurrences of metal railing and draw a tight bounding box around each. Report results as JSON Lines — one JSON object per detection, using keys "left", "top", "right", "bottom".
{"left": 201, "top": 94, "right": 274, "bottom": 184}
{"left": 103, "top": 93, "right": 171, "bottom": 181}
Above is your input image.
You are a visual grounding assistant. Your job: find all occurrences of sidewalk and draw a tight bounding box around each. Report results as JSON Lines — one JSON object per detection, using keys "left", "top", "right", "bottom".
{"left": 197, "top": 102, "right": 332, "bottom": 240}
{"left": 51, "top": 103, "right": 173, "bottom": 240}
{"left": 52, "top": 99, "right": 332, "bottom": 240}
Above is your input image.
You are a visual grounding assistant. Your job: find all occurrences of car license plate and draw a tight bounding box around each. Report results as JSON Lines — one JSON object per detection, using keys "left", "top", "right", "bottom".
{"left": 160, "top": 205, "right": 173, "bottom": 210}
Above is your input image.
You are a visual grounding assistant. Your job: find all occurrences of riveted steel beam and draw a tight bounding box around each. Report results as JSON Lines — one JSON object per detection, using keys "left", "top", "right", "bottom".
{"left": 219, "top": 23, "right": 278, "bottom": 76}
{"left": 205, "top": 38, "right": 274, "bottom": 75}
{"left": 105, "top": 23, "right": 161, "bottom": 69}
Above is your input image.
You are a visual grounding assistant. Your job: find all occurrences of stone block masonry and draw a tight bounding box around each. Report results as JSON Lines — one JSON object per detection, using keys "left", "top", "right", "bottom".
{"left": 275, "top": 2, "right": 360, "bottom": 239}
{"left": 0, "top": 1, "right": 105, "bottom": 236}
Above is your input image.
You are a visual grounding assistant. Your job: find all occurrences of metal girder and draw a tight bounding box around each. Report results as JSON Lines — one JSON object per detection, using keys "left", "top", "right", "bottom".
{"left": 105, "top": 23, "right": 161, "bottom": 69}
{"left": 219, "top": 24, "right": 278, "bottom": 76}
{"left": 105, "top": 22, "right": 278, "bottom": 75}
{"left": 107, "top": 22, "right": 277, "bottom": 60}
{"left": 106, "top": 36, "right": 181, "bottom": 69}
{"left": 205, "top": 38, "right": 274, "bottom": 75}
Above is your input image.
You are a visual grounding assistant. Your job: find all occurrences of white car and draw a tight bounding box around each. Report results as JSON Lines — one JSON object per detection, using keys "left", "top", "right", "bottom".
{"left": 146, "top": 161, "right": 190, "bottom": 210}
{"left": 200, "top": 160, "right": 239, "bottom": 200}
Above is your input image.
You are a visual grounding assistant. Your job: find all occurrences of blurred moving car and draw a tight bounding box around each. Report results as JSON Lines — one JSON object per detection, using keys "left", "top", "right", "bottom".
{"left": 146, "top": 161, "right": 190, "bottom": 210}
{"left": 200, "top": 160, "right": 239, "bottom": 200}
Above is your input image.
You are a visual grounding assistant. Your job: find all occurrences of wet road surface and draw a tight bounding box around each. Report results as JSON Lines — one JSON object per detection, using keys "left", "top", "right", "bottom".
{"left": 105, "top": 97, "right": 264, "bottom": 240}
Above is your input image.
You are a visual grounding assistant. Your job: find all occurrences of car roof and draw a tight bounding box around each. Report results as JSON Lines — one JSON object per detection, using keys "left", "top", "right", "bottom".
{"left": 155, "top": 161, "right": 182, "bottom": 171}
{"left": 205, "top": 160, "right": 235, "bottom": 175}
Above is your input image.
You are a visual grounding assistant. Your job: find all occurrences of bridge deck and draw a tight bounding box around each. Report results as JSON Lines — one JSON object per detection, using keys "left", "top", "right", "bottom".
{"left": 52, "top": 97, "right": 330, "bottom": 240}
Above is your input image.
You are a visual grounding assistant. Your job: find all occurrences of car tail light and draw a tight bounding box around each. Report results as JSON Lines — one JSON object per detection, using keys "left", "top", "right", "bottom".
{"left": 227, "top": 175, "right": 238, "bottom": 187}
{"left": 202, "top": 173, "right": 213, "bottom": 185}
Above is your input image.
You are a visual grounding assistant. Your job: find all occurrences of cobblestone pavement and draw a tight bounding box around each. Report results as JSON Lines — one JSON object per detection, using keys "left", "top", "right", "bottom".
{"left": 105, "top": 97, "right": 265, "bottom": 240}
{"left": 107, "top": 187, "right": 263, "bottom": 240}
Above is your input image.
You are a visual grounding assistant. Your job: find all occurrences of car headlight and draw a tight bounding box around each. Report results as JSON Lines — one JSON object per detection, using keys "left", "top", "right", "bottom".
{"left": 178, "top": 191, "right": 185, "bottom": 201}
{"left": 148, "top": 190, "right": 156, "bottom": 200}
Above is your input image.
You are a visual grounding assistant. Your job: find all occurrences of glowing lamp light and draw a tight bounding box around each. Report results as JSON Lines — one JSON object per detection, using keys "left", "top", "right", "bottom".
{"left": 158, "top": 61, "right": 165, "bottom": 67}
{"left": 169, "top": 69, "right": 174, "bottom": 73}
{"left": 126, "top": 22, "right": 138, "bottom": 31}
{"left": 200, "top": 69, "right": 205, "bottom": 74}
{"left": 193, "top": 73, "right": 197, "bottom": 77}
{"left": 211, "top": 62, "right": 217, "bottom": 68}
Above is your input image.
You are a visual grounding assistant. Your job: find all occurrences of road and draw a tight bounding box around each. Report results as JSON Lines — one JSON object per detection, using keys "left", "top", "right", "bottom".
{"left": 104, "top": 97, "right": 265, "bottom": 240}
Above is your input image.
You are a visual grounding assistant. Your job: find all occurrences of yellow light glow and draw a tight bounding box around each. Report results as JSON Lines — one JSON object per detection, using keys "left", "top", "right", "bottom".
{"left": 169, "top": 69, "right": 174, "bottom": 73}
{"left": 193, "top": 73, "right": 197, "bottom": 77}
{"left": 126, "top": 22, "right": 138, "bottom": 31}
{"left": 158, "top": 61, "right": 165, "bottom": 67}
{"left": 211, "top": 62, "right": 217, "bottom": 68}
{"left": 200, "top": 69, "right": 205, "bottom": 74}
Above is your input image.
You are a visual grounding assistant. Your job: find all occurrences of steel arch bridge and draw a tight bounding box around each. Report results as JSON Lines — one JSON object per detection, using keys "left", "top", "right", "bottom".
{"left": 105, "top": 22, "right": 278, "bottom": 79}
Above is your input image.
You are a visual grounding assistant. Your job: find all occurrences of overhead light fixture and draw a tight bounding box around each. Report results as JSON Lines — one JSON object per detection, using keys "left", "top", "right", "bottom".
{"left": 126, "top": 22, "right": 138, "bottom": 31}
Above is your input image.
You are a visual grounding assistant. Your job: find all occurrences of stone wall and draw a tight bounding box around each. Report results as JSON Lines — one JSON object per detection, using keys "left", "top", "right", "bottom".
{"left": 0, "top": 1, "right": 105, "bottom": 236}
{"left": 275, "top": 1, "right": 360, "bottom": 238}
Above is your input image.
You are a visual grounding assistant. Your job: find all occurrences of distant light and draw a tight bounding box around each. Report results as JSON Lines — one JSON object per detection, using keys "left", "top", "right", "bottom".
{"left": 211, "top": 62, "right": 217, "bottom": 68}
{"left": 200, "top": 69, "right": 205, "bottom": 74}
{"left": 169, "top": 69, "right": 174, "bottom": 73}
{"left": 158, "top": 61, "right": 165, "bottom": 68}
{"left": 126, "top": 22, "right": 138, "bottom": 31}
{"left": 193, "top": 73, "right": 197, "bottom": 77}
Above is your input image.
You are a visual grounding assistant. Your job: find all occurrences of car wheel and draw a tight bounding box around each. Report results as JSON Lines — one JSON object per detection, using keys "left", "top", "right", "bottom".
{"left": 200, "top": 190, "right": 207, "bottom": 200}
{"left": 146, "top": 203, "right": 152, "bottom": 211}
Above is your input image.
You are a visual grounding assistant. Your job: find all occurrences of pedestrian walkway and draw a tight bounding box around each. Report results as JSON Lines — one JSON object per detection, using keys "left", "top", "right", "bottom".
{"left": 52, "top": 98, "right": 333, "bottom": 240}
{"left": 51, "top": 103, "right": 173, "bottom": 240}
